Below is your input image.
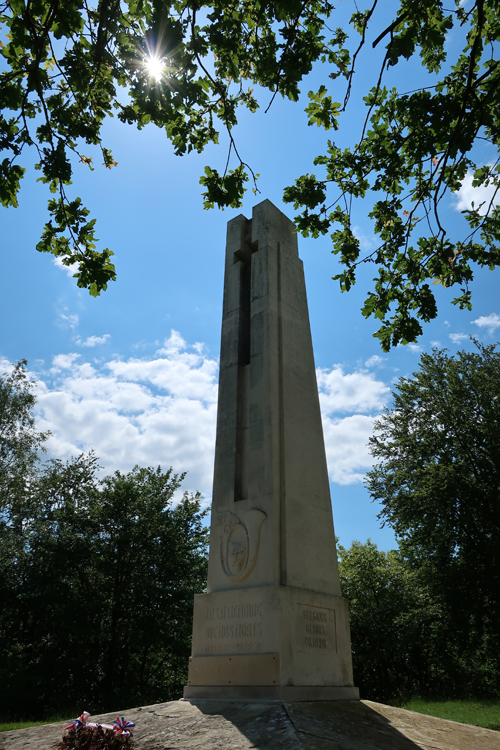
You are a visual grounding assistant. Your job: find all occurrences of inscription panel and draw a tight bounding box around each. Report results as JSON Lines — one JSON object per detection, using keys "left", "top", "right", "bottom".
{"left": 297, "top": 603, "right": 337, "bottom": 652}
{"left": 198, "top": 600, "right": 266, "bottom": 656}
{"left": 207, "top": 603, "right": 262, "bottom": 620}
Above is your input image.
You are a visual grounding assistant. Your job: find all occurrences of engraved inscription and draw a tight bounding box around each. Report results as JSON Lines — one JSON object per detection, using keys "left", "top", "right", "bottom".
{"left": 207, "top": 603, "right": 262, "bottom": 620}
{"left": 299, "top": 605, "right": 336, "bottom": 651}
{"left": 306, "top": 623, "right": 326, "bottom": 635}
{"left": 206, "top": 622, "right": 262, "bottom": 639}
{"left": 204, "top": 643, "right": 232, "bottom": 654}
{"left": 202, "top": 600, "right": 265, "bottom": 656}
{"left": 305, "top": 636, "right": 327, "bottom": 649}
{"left": 303, "top": 609, "right": 328, "bottom": 622}
{"left": 237, "top": 641, "right": 263, "bottom": 652}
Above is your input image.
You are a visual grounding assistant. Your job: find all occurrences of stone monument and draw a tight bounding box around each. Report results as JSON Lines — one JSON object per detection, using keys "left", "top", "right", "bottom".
{"left": 184, "top": 200, "right": 358, "bottom": 700}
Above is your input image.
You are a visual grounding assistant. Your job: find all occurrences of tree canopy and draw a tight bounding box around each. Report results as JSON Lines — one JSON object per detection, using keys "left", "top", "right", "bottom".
{"left": 366, "top": 342, "right": 500, "bottom": 695}
{"left": 1, "top": 453, "right": 208, "bottom": 718}
{"left": 338, "top": 535, "right": 500, "bottom": 702}
{"left": 1, "top": 0, "right": 499, "bottom": 345}
{"left": 0, "top": 359, "right": 49, "bottom": 500}
{"left": 0, "top": 362, "right": 208, "bottom": 719}
{"left": 337, "top": 539, "right": 435, "bottom": 703}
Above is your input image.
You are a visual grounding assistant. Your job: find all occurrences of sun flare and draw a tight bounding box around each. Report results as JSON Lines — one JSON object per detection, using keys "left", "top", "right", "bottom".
{"left": 146, "top": 56, "right": 165, "bottom": 82}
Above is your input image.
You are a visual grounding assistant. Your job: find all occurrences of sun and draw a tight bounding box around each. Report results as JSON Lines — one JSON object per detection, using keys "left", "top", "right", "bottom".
{"left": 145, "top": 56, "right": 165, "bottom": 82}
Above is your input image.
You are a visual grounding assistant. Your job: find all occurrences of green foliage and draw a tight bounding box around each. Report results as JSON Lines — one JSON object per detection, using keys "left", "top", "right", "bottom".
{"left": 0, "top": 453, "right": 208, "bottom": 719}
{"left": 281, "top": 0, "right": 500, "bottom": 349}
{"left": 339, "top": 537, "right": 500, "bottom": 703}
{"left": 0, "top": 363, "right": 208, "bottom": 720}
{"left": 338, "top": 539, "right": 437, "bottom": 703}
{"left": 305, "top": 85, "right": 340, "bottom": 130}
{"left": 0, "top": 360, "right": 49, "bottom": 500}
{"left": 365, "top": 342, "right": 500, "bottom": 697}
{"left": 0, "top": 0, "right": 331, "bottom": 293}
{"left": 2, "top": 1, "right": 499, "bottom": 344}
{"left": 200, "top": 165, "right": 248, "bottom": 210}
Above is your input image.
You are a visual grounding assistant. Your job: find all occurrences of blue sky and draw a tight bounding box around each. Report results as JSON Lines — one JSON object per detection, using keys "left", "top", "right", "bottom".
{"left": 2, "top": 2, "right": 499, "bottom": 550}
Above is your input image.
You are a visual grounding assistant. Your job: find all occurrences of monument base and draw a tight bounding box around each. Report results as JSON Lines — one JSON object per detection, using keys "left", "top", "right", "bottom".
{"left": 186, "top": 585, "right": 356, "bottom": 694}
{"left": 183, "top": 685, "right": 359, "bottom": 701}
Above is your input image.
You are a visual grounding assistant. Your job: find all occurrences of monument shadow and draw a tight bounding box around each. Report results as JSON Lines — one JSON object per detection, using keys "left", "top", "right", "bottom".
{"left": 180, "top": 698, "right": 427, "bottom": 750}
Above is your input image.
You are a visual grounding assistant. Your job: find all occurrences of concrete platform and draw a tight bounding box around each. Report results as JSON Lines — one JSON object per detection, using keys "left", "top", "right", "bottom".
{"left": 1, "top": 698, "right": 499, "bottom": 750}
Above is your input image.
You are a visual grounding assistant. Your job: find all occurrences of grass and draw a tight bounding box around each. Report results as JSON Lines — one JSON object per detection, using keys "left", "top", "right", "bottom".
{"left": 401, "top": 699, "right": 500, "bottom": 731}
{"left": 0, "top": 717, "right": 70, "bottom": 733}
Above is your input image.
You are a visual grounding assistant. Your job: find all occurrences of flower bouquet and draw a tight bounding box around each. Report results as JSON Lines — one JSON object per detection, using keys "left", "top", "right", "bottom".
{"left": 53, "top": 711, "right": 136, "bottom": 749}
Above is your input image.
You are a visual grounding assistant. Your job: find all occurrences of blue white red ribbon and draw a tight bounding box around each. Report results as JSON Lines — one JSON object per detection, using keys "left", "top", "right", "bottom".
{"left": 63, "top": 711, "right": 134, "bottom": 737}
{"left": 63, "top": 711, "right": 90, "bottom": 731}
{"left": 113, "top": 716, "right": 135, "bottom": 736}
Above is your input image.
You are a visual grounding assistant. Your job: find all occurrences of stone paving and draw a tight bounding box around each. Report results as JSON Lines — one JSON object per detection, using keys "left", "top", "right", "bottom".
{"left": 1, "top": 699, "right": 499, "bottom": 750}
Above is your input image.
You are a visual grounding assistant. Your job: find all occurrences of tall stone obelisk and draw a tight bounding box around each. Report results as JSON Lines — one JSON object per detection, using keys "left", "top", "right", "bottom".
{"left": 184, "top": 200, "right": 358, "bottom": 700}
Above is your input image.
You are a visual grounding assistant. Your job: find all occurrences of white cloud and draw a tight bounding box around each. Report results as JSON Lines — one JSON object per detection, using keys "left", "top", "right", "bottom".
{"left": 407, "top": 343, "right": 422, "bottom": 353}
{"left": 322, "top": 414, "right": 377, "bottom": 485}
{"left": 51, "top": 353, "right": 81, "bottom": 371}
{"left": 449, "top": 333, "right": 468, "bottom": 344}
{"left": 157, "top": 330, "right": 187, "bottom": 355}
{"left": 107, "top": 332, "right": 219, "bottom": 402}
{"left": 53, "top": 256, "right": 79, "bottom": 279}
{"left": 365, "top": 355, "right": 383, "bottom": 368}
{"left": 454, "top": 170, "right": 500, "bottom": 216}
{"left": 316, "top": 365, "right": 389, "bottom": 414}
{"left": 57, "top": 308, "right": 79, "bottom": 330}
{"left": 0, "top": 357, "right": 14, "bottom": 375}
{"left": 75, "top": 334, "right": 111, "bottom": 347}
{"left": 317, "top": 364, "right": 389, "bottom": 485}
{"left": 472, "top": 313, "right": 500, "bottom": 334}
{"left": 34, "top": 332, "right": 218, "bottom": 503}
{"left": 29, "top": 337, "right": 391, "bottom": 497}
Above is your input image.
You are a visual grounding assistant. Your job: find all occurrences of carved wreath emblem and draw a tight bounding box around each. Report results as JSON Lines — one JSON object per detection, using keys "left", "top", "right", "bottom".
{"left": 216, "top": 508, "right": 267, "bottom": 581}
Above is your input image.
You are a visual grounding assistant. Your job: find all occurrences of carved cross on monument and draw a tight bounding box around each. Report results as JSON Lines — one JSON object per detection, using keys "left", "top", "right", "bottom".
{"left": 184, "top": 200, "right": 358, "bottom": 701}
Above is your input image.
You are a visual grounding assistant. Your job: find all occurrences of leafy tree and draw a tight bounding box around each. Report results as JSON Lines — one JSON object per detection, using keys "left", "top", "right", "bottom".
{"left": 0, "top": 361, "right": 49, "bottom": 646}
{"left": 338, "top": 539, "right": 437, "bottom": 703}
{"left": 0, "top": 359, "right": 49, "bottom": 483}
{"left": 2, "top": 1, "right": 499, "bottom": 347}
{"left": 366, "top": 341, "right": 500, "bottom": 695}
{"left": 284, "top": 1, "right": 500, "bottom": 350}
{"left": 0, "top": 0, "right": 327, "bottom": 294}
{"left": 0, "top": 359, "right": 49, "bottom": 497}
{"left": 94, "top": 463, "right": 208, "bottom": 710}
{"left": 0, "top": 451, "right": 208, "bottom": 719}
